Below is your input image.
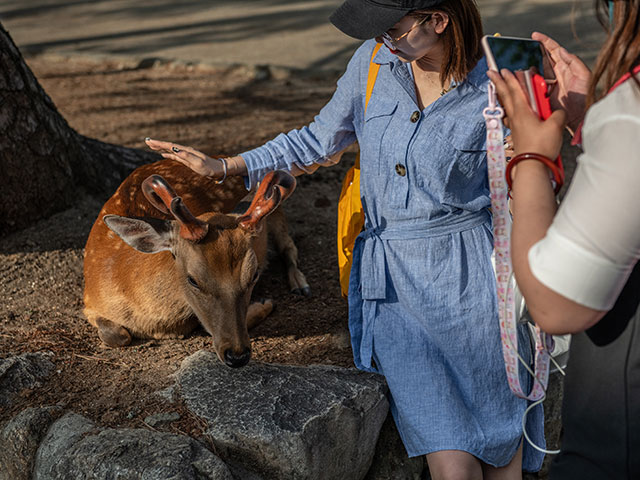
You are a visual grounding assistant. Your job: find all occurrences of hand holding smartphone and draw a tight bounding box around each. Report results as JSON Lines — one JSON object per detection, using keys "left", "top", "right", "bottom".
{"left": 482, "top": 35, "right": 564, "bottom": 190}
{"left": 481, "top": 35, "right": 556, "bottom": 120}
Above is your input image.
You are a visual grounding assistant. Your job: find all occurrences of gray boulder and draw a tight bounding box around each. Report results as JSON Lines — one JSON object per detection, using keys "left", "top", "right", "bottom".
{"left": 364, "top": 413, "right": 426, "bottom": 480}
{"left": 143, "top": 411, "right": 181, "bottom": 427}
{"left": 0, "top": 406, "right": 63, "bottom": 480}
{"left": 32, "top": 412, "right": 234, "bottom": 480}
{"left": 33, "top": 412, "right": 96, "bottom": 479}
{"left": 0, "top": 352, "right": 55, "bottom": 406}
{"left": 175, "top": 351, "right": 389, "bottom": 480}
{"left": 539, "top": 372, "right": 565, "bottom": 478}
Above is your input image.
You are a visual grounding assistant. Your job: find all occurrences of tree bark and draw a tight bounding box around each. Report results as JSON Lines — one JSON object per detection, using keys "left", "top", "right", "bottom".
{"left": 0, "top": 22, "right": 159, "bottom": 236}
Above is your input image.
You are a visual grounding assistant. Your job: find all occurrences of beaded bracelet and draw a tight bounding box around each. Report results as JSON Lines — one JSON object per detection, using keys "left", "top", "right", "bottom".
{"left": 215, "top": 157, "right": 228, "bottom": 184}
{"left": 505, "top": 152, "right": 564, "bottom": 194}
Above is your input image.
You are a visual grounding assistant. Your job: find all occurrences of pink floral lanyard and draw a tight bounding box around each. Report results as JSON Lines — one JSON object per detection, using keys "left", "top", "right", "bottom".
{"left": 484, "top": 82, "right": 553, "bottom": 401}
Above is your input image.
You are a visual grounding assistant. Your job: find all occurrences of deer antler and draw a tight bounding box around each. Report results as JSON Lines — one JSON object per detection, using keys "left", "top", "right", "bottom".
{"left": 141, "top": 174, "right": 209, "bottom": 242}
{"left": 238, "top": 171, "right": 296, "bottom": 231}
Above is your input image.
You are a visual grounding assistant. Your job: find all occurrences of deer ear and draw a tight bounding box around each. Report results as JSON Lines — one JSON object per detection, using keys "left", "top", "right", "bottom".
{"left": 103, "top": 215, "right": 173, "bottom": 254}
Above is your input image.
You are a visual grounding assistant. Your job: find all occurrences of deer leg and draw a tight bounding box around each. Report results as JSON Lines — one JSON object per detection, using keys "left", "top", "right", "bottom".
{"left": 94, "top": 317, "right": 132, "bottom": 347}
{"left": 247, "top": 299, "right": 274, "bottom": 330}
{"left": 267, "top": 207, "right": 311, "bottom": 296}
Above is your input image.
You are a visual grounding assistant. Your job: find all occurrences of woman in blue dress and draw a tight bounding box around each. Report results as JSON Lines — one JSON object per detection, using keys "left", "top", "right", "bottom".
{"left": 147, "top": 0, "right": 544, "bottom": 477}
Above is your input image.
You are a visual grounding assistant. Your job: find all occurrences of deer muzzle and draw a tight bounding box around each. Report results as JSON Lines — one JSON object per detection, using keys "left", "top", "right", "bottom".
{"left": 224, "top": 347, "right": 251, "bottom": 368}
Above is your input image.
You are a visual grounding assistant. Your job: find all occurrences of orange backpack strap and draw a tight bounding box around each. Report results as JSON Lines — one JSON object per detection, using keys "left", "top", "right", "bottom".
{"left": 337, "top": 43, "right": 382, "bottom": 299}
{"left": 365, "top": 44, "right": 382, "bottom": 112}
{"left": 353, "top": 43, "right": 382, "bottom": 172}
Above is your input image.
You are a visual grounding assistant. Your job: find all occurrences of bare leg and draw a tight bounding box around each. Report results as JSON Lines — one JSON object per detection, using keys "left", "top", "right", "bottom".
{"left": 426, "top": 450, "right": 483, "bottom": 480}
{"left": 247, "top": 299, "right": 274, "bottom": 330}
{"left": 482, "top": 442, "right": 523, "bottom": 480}
{"left": 267, "top": 207, "right": 310, "bottom": 296}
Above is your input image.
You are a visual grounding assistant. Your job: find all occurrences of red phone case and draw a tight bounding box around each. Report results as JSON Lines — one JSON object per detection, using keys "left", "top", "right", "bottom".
{"left": 531, "top": 73, "right": 552, "bottom": 120}
{"left": 531, "top": 72, "right": 564, "bottom": 184}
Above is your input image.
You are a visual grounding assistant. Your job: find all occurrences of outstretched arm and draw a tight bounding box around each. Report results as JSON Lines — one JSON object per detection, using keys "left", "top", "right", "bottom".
{"left": 145, "top": 139, "right": 246, "bottom": 179}
{"left": 145, "top": 41, "right": 377, "bottom": 189}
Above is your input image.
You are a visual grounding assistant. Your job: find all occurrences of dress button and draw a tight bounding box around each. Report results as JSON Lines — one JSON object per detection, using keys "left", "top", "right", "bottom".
{"left": 395, "top": 164, "right": 406, "bottom": 176}
{"left": 410, "top": 111, "right": 420, "bottom": 123}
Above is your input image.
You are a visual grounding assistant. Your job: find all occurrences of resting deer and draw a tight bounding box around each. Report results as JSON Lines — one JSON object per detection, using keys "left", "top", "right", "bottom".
{"left": 83, "top": 160, "right": 308, "bottom": 367}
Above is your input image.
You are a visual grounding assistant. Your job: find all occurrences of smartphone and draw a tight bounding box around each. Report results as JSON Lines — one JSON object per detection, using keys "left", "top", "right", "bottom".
{"left": 481, "top": 35, "right": 556, "bottom": 84}
{"left": 482, "top": 35, "right": 564, "bottom": 185}
{"left": 482, "top": 35, "right": 556, "bottom": 118}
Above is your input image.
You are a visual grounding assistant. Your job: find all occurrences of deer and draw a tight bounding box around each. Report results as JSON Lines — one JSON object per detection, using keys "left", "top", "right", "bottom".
{"left": 83, "top": 160, "right": 308, "bottom": 368}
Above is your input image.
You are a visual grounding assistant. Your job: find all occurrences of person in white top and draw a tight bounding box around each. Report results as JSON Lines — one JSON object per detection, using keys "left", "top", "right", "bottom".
{"left": 488, "top": 0, "right": 640, "bottom": 478}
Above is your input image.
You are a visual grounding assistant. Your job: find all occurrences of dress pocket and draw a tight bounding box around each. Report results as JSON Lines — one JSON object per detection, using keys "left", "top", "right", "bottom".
{"left": 361, "top": 98, "right": 398, "bottom": 171}
{"left": 439, "top": 120, "right": 490, "bottom": 208}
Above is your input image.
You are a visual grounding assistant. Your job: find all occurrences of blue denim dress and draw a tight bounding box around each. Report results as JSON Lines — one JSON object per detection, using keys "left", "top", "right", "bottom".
{"left": 241, "top": 40, "right": 544, "bottom": 471}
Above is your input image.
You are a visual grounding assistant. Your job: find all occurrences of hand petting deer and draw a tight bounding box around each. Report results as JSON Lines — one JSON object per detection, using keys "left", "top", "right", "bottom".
{"left": 83, "top": 159, "right": 309, "bottom": 368}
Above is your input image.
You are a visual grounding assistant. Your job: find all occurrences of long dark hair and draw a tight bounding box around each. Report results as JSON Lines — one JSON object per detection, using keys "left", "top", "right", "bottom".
{"left": 588, "top": 0, "right": 640, "bottom": 106}
{"left": 411, "top": 0, "right": 483, "bottom": 86}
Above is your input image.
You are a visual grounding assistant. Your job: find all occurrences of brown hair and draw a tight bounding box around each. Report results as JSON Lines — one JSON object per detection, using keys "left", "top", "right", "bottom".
{"left": 411, "top": 0, "right": 484, "bottom": 85}
{"left": 588, "top": 0, "right": 640, "bottom": 107}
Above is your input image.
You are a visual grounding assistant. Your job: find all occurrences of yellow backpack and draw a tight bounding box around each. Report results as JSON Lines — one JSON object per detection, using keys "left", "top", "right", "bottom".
{"left": 337, "top": 43, "right": 382, "bottom": 299}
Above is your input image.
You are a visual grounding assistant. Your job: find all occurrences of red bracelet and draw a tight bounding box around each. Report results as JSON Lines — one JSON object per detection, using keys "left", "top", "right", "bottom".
{"left": 505, "top": 152, "right": 564, "bottom": 194}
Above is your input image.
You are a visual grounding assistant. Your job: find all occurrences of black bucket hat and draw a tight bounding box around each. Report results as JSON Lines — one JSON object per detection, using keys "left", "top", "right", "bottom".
{"left": 330, "top": 0, "right": 445, "bottom": 40}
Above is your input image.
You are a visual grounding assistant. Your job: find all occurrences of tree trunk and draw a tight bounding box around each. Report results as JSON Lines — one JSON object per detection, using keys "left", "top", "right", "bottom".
{"left": 0, "top": 22, "right": 159, "bottom": 236}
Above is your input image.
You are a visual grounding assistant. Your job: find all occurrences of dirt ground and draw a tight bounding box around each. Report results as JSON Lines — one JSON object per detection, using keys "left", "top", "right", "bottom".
{"left": 0, "top": 56, "right": 357, "bottom": 436}
{"left": 0, "top": 57, "right": 576, "bottom": 478}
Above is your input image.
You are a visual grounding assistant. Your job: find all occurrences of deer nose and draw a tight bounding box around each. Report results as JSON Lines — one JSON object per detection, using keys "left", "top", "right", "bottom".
{"left": 224, "top": 347, "right": 251, "bottom": 368}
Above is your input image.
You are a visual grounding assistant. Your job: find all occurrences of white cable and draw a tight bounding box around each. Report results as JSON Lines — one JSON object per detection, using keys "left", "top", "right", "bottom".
{"left": 522, "top": 396, "right": 561, "bottom": 455}
{"left": 549, "top": 352, "right": 566, "bottom": 377}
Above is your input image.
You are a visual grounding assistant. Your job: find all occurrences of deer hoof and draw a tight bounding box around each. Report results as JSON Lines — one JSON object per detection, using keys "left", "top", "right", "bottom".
{"left": 258, "top": 298, "right": 274, "bottom": 315}
{"left": 291, "top": 286, "right": 312, "bottom": 297}
{"left": 95, "top": 318, "right": 132, "bottom": 347}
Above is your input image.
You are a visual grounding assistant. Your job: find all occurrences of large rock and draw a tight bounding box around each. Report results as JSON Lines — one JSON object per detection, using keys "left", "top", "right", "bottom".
{"left": 538, "top": 371, "right": 565, "bottom": 478}
{"left": 364, "top": 413, "right": 426, "bottom": 480}
{"left": 33, "top": 411, "right": 96, "bottom": 479}
{"left": 32, "top": 412, "right": 234, "bottom": 480}
{"left": 0, "top": 352, "right": 54, "bottom": 406}
{"left": 542, "top": 372, "right": 564, "bottom": 451}
{"left": 175, "top": 351, "right": 389, "bottom": 480}
{"left": 0, "top": 406, "right": 62, "bottom": 480}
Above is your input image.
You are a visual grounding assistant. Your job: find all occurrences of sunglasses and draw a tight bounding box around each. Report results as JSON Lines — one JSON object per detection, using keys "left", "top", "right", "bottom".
{"left": 381, "top": 15, "right": 432, "bottom": 50}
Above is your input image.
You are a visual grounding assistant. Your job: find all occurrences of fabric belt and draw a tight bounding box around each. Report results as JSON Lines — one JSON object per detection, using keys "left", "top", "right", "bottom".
{"left": 355, "top": 209, "right": 491, "bottom": 300}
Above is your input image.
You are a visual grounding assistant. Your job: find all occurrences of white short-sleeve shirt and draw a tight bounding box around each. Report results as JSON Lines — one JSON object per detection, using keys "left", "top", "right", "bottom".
{"left": 528, "top": 77, "right": 640, "bottom": 310}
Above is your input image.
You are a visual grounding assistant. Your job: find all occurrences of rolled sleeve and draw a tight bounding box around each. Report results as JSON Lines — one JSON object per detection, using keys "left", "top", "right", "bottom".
{"left": 528, "top": 225, "right": 633, "bottom": 310}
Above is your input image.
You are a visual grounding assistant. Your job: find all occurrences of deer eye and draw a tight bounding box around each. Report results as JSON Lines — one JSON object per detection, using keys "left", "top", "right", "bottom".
{"left": 186, "top": 275, "right": 199, "bottom": 289}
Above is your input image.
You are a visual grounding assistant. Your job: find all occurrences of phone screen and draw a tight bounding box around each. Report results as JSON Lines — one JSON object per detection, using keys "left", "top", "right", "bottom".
{"left": 484, "top": 36, "right": 555, "bottom": 82}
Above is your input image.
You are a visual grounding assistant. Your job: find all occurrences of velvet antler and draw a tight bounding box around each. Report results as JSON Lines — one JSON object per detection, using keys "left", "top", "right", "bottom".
{"left": 141, "top": 174, "right": 208, "bottom": 242}
{"left": 238, "top": 171, "right": 296, "bottom": 231}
